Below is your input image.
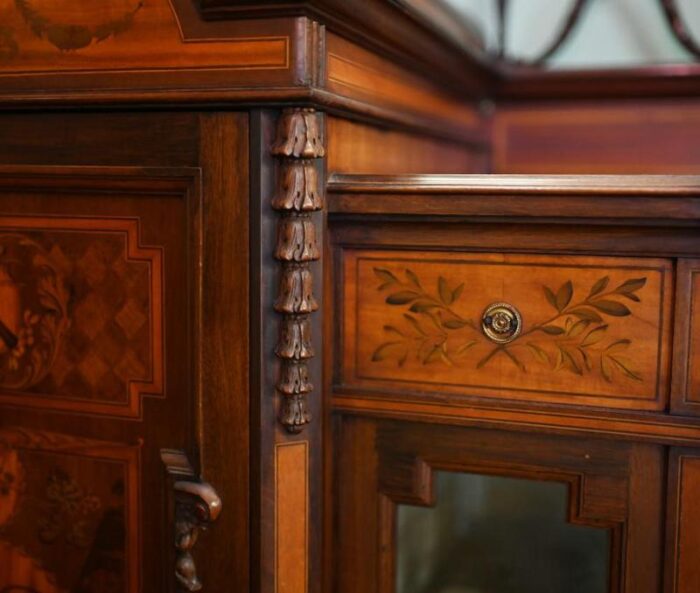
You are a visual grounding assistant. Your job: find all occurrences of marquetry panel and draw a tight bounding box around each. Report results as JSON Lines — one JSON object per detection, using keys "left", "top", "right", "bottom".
{"left": 0, "top": 428, "right": 139, "bottom": 593}
{"left": 0, "top": 0, "right": 288, "bottom": 72}
{"left": 0, "top": 216, "right": 163, "bottom": 418}
{"left": 340, "top": 250, "right": 673, "bottom": 411}
{"left": 0, "top": 0, "right": 299, "bottom": 102}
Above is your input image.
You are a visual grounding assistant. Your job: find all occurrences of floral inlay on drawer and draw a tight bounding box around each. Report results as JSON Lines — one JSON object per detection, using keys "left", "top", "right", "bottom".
{"left": 341, "top": 251, "right": 673, "bottom": 410}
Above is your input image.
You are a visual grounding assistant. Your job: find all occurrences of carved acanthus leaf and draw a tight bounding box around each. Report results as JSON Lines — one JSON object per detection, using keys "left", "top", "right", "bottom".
{"left": 271, "top": 108, "right": 325, "bottom": 159}
{"left": 275, "top": 316, "right": 314, "bottom": 360}
{"left": 275, "top": 266, "right": 318, "bottom": 315}
{"left": 272, "top": 161, "right": 323, "bottom": 212}
{"left": 276, "top": 361, "right": 313, "bottom": 395}
{"left": 275, "top": 216, "right": 320, "bottom": 262}
{"left": 278, "top": 393, "right": 311, "bottom": 434}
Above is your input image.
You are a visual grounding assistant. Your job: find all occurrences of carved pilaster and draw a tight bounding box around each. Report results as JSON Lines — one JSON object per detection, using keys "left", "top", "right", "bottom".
{"left": 272, "top": 108, "right": 324, "bottom": 433}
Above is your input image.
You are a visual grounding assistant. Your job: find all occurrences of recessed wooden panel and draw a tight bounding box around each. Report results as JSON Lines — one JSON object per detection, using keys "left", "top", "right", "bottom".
{"left": 672, "top": 260, "right": 700, "bottom": 416}
{"left": 0, "top": 217, "right": 163, "bottom": 418}
{"left": 326, "top": 117, "right": 488, "bottom": 175}
{"left": 665, "top": 450, "right": 700, "bottom": 593}
{"left": 0, "top": 428, "right": 139, "bottom": 593}
{"left": 341, "top": 250, "right": 672, "bottom": 410}
{"left": 493, "top": 103, "right": 700, "bottom": 174}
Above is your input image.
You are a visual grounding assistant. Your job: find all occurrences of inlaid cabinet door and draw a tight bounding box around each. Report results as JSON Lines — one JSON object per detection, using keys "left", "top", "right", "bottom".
{"left": 0, "top": 151, "right": 244, "bottom": 593}
{"left": 333, "top": 416, "right": 664, "bottom": 593}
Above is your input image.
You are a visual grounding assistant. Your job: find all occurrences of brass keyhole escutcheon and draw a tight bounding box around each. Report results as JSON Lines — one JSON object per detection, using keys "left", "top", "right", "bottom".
{"left": 482, "top": 303, "right": 522, "bottom": 344}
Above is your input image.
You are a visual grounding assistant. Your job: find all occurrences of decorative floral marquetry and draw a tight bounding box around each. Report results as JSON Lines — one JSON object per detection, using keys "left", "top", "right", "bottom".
{"left": 0, "top": 234, "right": 70, "bottom": 391}
{"left": 39, "top": 468, "right": 102, "bottom": 548}
{"left": 0, "top": 0, "right": 143, "bottom": 60}
{"left": 372, "top": 267, "right": 647, "bottom": 383}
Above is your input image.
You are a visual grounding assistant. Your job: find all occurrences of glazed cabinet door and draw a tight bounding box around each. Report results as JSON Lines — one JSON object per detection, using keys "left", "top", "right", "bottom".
{"left": 0, "top": 113, "right": 249, "bottom": 593}
{"left": 333, "top": 416, "right": 663, "bottom": 593}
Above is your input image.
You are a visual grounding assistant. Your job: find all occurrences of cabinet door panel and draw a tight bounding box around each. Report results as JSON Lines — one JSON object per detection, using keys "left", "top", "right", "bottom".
{"left": 0, "top": 166, "right": 198, "bottom": 593}
{"left": 334, "top": 417, "right": 664, "bottom": 593}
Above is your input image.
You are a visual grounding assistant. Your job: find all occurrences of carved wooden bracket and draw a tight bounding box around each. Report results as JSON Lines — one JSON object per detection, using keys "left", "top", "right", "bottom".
{"left": 162, "top": 449, "right": 222, "bottom": 592}
{"left": 272, "top": 108, "right": 325, "bottom": 433}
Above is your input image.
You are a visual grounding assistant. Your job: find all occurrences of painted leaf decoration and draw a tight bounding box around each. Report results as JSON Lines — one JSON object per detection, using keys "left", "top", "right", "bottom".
{"left": 383, "top": 325, "right": 405, "bottom": 337}
{"left": 567, "top": 319, "right": 590, "bottom": 338}
{"left": 438, "top": 276, "right": 452, "bottom": 304}
{"left": 403, "top": 314, "right": 426, "bottom": 336}
{"left": 386, "top": 291, "right": 420, "bottom": 305}
{"left": 578, "top": 347, "right": 592, "bottom": 371}
{"left": 526, "top": 342, "right": 549, "bottom": 363}
{"left": 409, "top": 300, "right": 439, "bottom": 312}
{"left": 423, "top": 346, "right": 443, "bottom": 364}
{"left": 504, "top": 348, "right": 526, "bottom": 371}
{"left": 456, "top": 341, "right": 477, "bottom": 355}
{"left": 540, "top": 325, "right": 565, "bottom": 335}
{"left": 620, "top": 292, "right": 641, "bottom": 302}
{"left": 609, "top": 355, "right": 643, "bottom": 381}
{"left": 374, "top": 267, "right": 398, "bottom": 286}
{"left": 425, "top": 312, "right": 444, "bottom": 332}
{"left": 570, "top": 307, "right": 603, "bottom": 323}
{"left": 405, "top": 269, "right": 421, "bottom": 288}
{"left": 591, "top": 300, "right": 631, "bottom": 316}
{"left": 556, "top": 281, "right": 574, "bottom": 312}
{"left": 372, "top": 342, "right": 403, "bottom": 361}
{"left": 543, "top": 286, "right": 558, "bottom": 310}
{"left": 615, "top": 277, "right": 647, "bottom": 294}
{"left": 554, "top": 347, "right": 564, "bottom": 371}
{"left": 581, "top": 325, "right": 608, "bottom": 347}
{"left": 559, "top": 346, "right": 582, "bottom": 375}
{"left": 452, "top": 283, "right": 465, "bottom": 302}
{"left": 588, "top": 276, "right": 609, "bottom": 298}
{"left": 601, "top": 356, "right": 613, "bottom": 382}
{"left": 605, "top": 339, "right": 631, "bottom": 353}
{"left": 439, "top": 343, "right": 454, "bottom": 366}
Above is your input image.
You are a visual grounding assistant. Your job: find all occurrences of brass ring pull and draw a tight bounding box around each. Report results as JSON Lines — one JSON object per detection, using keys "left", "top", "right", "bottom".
{"left": 482, "top": 302, "right": 522, "bottom": 344}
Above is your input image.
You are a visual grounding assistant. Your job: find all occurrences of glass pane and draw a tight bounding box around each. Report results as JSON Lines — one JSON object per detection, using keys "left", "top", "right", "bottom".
{"left": 396, "top": 472, "right": 610, "bottom": 593}
{"left": 436, "top": 0, "right": 700, "bottom": 69}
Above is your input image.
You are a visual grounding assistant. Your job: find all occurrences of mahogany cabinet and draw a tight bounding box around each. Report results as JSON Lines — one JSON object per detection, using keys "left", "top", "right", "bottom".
{"left": 0, "top": 2, "right": 699, "bottom": 593}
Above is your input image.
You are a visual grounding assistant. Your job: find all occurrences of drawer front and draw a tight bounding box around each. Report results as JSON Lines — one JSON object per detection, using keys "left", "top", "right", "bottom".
{"left": 340, "top": 250, "right": 673, "bottom": 411}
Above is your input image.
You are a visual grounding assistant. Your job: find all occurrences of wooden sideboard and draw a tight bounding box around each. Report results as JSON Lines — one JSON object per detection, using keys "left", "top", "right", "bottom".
{"left": 0, "top": 2, "right": 699, "bottom": 593}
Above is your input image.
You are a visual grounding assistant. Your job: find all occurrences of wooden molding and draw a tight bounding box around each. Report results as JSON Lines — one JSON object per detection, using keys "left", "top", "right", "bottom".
{"left": 272, "top": 108, "right": 325, "bottom": 433}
